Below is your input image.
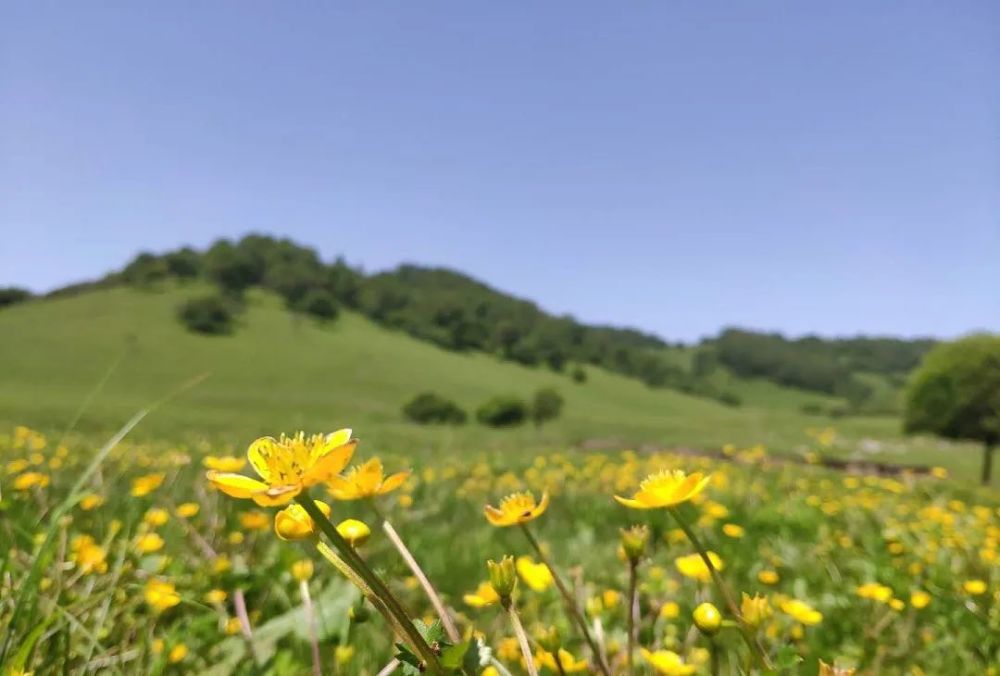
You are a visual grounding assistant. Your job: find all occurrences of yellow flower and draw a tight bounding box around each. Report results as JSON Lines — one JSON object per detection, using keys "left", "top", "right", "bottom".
{"left": 203, "top": 455, "right": 247, "bottom": 472}
{"left": 205, "top": 589, "right": 227, "bottom": 604}
{"left": 207, "top": 430, "right": 356, "bottom": 506}
{"left": 641, "top": 648, "right": 697, "bottom": 675}
{"left": 240, "top": 510, "right": 271, "bottom": 531}
{"left": 176, "top": 502, "right": 200, "bottom": 518}
{"left": 327, "top": 458, "right": 409, "bottom": 500}
{"left": 273, "top": 501, "right": 332, "bottom": 540}
{"left": 516, "top": 556, "right": 554, "bottom": 592}
{"left": 488, "top": 556, "right": 518, "bottom": 600}
{"left": 693, "top": 602, "right": 722, "bottom": 635}
{"left": 144, "top": 579, "right": 181, "bottom": 613}
{"left": 910, "top": 590, "right": 931, "bottom": 609}
{"left": 334, "top": 645, "right": 355, "bottom": 665}
{"left": 79, "top": 493, "right": 104, "bottom": 510}
{"left": 336, "top": 518, "right": 372, "bottom": 546}
{"left": 131, "top": 473, "right": 165, "bottom": 497}
{"left": 168, "top": 643, "right": 187, "bottom": 664}
{"left": 963, "top": 579, "right": 987, "bottom": 595}
{"left": 758, "top": 570, "right": 780, "bottom": 585}
{"left": 484, "top": 491, "right": 550, "bottom": 527}
{"left": 463, "top": 581, "right": 500, "bottom": 608}
{"left": 674, "top": 552, "right": 724, "bottom": 583}
{"left": 136, "top": 533, "right": 165, "bottom": 554}
{"left": 13, "top": 472, "right": 50, "bottom": 490}
{"left": 614, "top": 470, "right": 710, "bottom": 509}
{"left": 224, "top": 617, "right": 242, "bottom": 635}
{"left": 856, "top": 583, "right": 893, "bottom": 603}
{"left": 292, "top": 559, "right": 314, "bottom": 582}
{"left": 214, "top": 556, "right": 232, "bottom": 574}
{"left": 740, "top": 592, "right": 771, "bottom": 628}
{"left": 144, "top": 508, "right": 170, "bottom": 527}
{"left": 659, "top": 601, "right": 680, "bottom": 619}
{"left": 535, "top": 649, "right": 589, "bottom": 673}
{"left": 722, "top": 523, "right": 745, "bottom": 538}
{"left": 71, "top": 535, "right": 108, "bottom": 575}
{"left": 780, "top": 599, "right": 823, "bottom": 626}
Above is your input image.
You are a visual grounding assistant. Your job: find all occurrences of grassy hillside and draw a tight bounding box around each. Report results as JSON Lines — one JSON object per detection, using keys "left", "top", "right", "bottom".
{"left": 0, "top": 286, "right": 980, "bottom": 478}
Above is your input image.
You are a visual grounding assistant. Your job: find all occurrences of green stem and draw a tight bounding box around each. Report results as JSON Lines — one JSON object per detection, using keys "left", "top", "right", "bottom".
{"left": 519, "top": 524, "right": 612, "bottom": 676}
{"left": 297, "top": 494, "right": 444, "bottom": 674}
{"left": 668, "top": 507, "right": 773, "bottom": 671}
{"left": 626, "top": 559, "right": 638, "bottom": 675}
{"left": 504, "top": 600, "right": 539, "bottom": 676}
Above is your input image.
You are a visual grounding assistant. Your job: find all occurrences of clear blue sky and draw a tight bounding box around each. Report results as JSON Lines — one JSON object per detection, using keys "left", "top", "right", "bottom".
{"left": 2, "top": 2, "right": 997, "bottom": 341}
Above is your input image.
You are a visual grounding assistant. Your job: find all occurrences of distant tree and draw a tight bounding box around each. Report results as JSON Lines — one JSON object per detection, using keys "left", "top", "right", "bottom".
{"left": 531, "top": 388, "right": 564, "bottom": 428}
{"left": 0, "top": 287, "right": 32, "bottom": 309}
{"left": 403, "top": 392, "right": 467, "bottom": 425}
{"left": 570, "top": 365, "right": 587, "bottom": 384}
{"left": 294, "top": 288, "right": 339, "bottom": 321}
{"left": 177, "top": 294, "right": 235, "bottom": 335}
{"left": 476, "top": 396, "right": 528, "bottom": 428}
{"left": 903, "top": 334, "right": 1000, "bottom": 485}
{"left": 163, "top": 247, "right": 202, "bottom": 279}
{"left": 716, "top": 391, "right": 742, "bottom": 408}
{"left": 121, "top": 252, "right": 169, "bottom": 287}
{"left": 203, "top": 241, "right": 259, "bottom": 296}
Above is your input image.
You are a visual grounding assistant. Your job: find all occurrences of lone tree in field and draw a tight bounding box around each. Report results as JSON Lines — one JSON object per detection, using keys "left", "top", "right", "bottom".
{"left": 903, "top": 334, "right": 1000, "bottom": 485}
{"left": 531, "top": 388, "right": 564, "bottom": 428}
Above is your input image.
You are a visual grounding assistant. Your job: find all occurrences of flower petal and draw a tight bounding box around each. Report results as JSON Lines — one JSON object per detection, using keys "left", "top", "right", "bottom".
{"left": 206, "top": 471, "right": 269, "bottom": 499}
{"left": 377, "top": 470, "right": 410, "bottom": 495}
{"left": 247, "top": 437, "right": 277, "bottom": 482}
{"left": 305, "top": 440, "right": 358, "bottom": 484}
{"left": 614, "top": 495, "right": 651, "bottom": 509}
{"left": 251, "top": 484, "right": 301, "bottom": 506}
{"left": 484, "top": 505, "right": 512, "bottom": 526}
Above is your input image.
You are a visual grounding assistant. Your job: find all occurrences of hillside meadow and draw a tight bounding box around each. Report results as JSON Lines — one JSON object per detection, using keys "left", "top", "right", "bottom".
{"left": 0, "top": 287, "right": 996, "bottom": 675}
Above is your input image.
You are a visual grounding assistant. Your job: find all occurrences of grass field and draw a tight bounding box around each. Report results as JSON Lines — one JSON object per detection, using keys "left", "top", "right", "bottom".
{"left": 0, "top": 286, "right": 982, "bottom": 481}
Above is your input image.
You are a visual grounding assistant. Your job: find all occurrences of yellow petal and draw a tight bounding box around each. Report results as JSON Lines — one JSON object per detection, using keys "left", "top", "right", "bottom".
{"left": 484, "top": 505, "right": 510, "bottom": 526}
{"left": 206, "top": 471, "right": 269, "bottom": 499}
{"left": 251, "top": 485, "right": 301, "bottom": 506}
{"left": 533, "top": 491, "right": 550, "bottom": 517}
{"left": 305, "top": 440, "right": 358, "bottom": 484}
{"left": 614, "top": 495, "right": 651, "bottom": 509}
{"left": 247, "top": 437, "right": 277, "bottom": 482}
{"left": 377, "top": 470, "right": 410, "bottom": 495}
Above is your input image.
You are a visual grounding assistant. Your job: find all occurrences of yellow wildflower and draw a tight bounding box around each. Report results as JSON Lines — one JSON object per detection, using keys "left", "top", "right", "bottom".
{"left": 674, "top": 552, "right": 724, "bottom": 583}
{"left": 516, "top": 556, "right": 554, "bottom": 592}
{"left": 614, "top": 470, "right": 710, "bottom": 509}
{"left": 856, "top": 583, "right": 893, "bottom": 602}
{"left": 136, "top": 533, "right": 165, "bottom": 554}
{"left": 336, "top": 518, "right": 371, "bottom": 546}
{"left": 207, "top": 430, "right": 356, "bottom": 506}
{"left": 334, "top": 645, "right": 355, "bottom": 665}
{"left": 203, "top": 455, "right": 247, "bottom": 472}
{"left": 13, "top": 472, "right": 49, "bottom": 490}
{"left": 910, "top": 590, "right": 931, "bottom": 609}
{"left": 273, "top": 501, "right": 332, "bottom": 540}
{"left": 758, "top": 570, "right": 780, "bottom": 585}
{"left": 168, "top": 644, "right": 187, "bottom": 663}
{"left": 659, "top": 601, "right": 680, "bottom": 619}
{"left": 79, "top": 493, "right": 104, "bottom": 511}
{"left": 463, "top": 581, "right": 500, "bottom": 608}
{"left": 963, "top": 580, "right": 987, "bottom": 595}
{"left": 71, "top": 535, "right": 108, "bottom": 575}
{"left": 641, "top": 648, "right": 697, "bottom": 675}
{"left": 693, "top": 602, "right": 722, "bottom": 635}
{"left": 205, "top": 589, "right": 227, "bottom": 604}
{"left": 131, "top": 473, "right": 165, "bottom": 497}
{"left": 722, "top": 523, "right": 745, "bottom": 538}
{"left": 327, "top": 458, "right": 409, "bottom": 500}
{"left": 176, "top": 502, "right": 200, "bottom": 518}
{"left": 780, "top": 599, "right": 823, "bottom": 625}
{"left": 740, "top": 592, "right": 771, "bottom": 628}
{"left": 292, "top": 559, "right": 314, "bottom": 582}
{"left": 144, "top": 508, "right": 170, "bottom": 527}
{"left": 144, "top": 579, "right": 181, "bottom": 613}
{"left": 239, "top": 510, "right": 271, "bottom": 531}
{"left": 484, "top": 491, "right": 550, "bottom": 527}
{"left": 535, "top": 649, "right": 589, "bottom": 672}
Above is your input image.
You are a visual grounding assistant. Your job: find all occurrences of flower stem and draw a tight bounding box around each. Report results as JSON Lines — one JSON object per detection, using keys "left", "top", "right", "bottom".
{"left": 667, "top": 507, "right": 773, "bottom": 671}
{"left": 299, "top": 580, "right": 323, "bottom": 676}
{"left": 374, "top": 503, "right": 460, "bottom": 642}
{"left": 626, "top": 558, "right": 638, "bottom": 675}
{"left": 297, "top": 494, "right": 444, "bottom": 674}
{"left": 519, "top": 524, "right": 612, "bottom": 676}
{"left": 504, "top": 600, "right": 539, "bottom": 676}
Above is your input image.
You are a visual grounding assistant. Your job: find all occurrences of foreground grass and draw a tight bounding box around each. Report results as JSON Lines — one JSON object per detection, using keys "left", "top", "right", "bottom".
{"left": 1, "top": 424, "right": 997, "bottom": 674}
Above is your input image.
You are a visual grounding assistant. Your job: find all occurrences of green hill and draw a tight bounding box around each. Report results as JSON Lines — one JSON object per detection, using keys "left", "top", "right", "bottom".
{"left": 2, "top": 285, "right": 978, "bottom": 480}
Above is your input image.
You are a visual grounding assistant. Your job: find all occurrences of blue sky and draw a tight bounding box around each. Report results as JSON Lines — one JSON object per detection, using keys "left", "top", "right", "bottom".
{"left": 2, "top": 2, "right": 997, "bottom": 341}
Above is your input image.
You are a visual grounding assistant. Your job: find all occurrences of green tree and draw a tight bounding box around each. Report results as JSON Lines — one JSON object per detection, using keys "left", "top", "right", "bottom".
{"left": 531, "top": 388, "right": 564, "bottom": 428}
{"left": 903, "top": 334, "right": 1000, "bottom": 485}
{"left": 476, "top": 396, "right": 528, "bottom": 428}
{"left": 0, "top": 287, "right": 32, "bottom": 309}
{"left": 403, "top": 392, "right": 467, "bottom": 425}
{"left": 177, "top": 294, "right": 236, "bottom": 335}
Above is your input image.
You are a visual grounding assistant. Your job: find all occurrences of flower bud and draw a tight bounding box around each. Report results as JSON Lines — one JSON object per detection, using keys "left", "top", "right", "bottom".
{"left": 487, "top": 556, "right": 517, "bottom": 603}
{"left": 740, "top": 592, "right": 771, "bottom": 629}
{"left": 621, "top": 525, "right": 650, "bottom": 562}
{"left": 274, "top": 501, "right": 332, "bottom": 541}
{"left": 336, "top": 519, "right": 371, "bottom": 547}
{"left": 693, "top": 602, "right": 722, "bottom": 636}
{"left": 291, "top": 559, "right": 314, "bottom": 582}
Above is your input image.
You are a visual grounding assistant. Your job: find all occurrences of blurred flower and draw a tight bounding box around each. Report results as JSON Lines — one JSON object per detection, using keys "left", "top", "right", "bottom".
{"left": 516, "top": 556, "right": 553, "bottom": 592}
{"left": 203, "top": 455, "right": 246, "bottom": 472}
{"left": 693, "top": 602, "right": 722, "bottom": 635}
{"left": 781, "top": 599, "right": 823, "bottom": 625}
{"left": 79, "top": 493, "right": 104, "bottom": 510}
{"left": 674, "top": 552, "right": 724, "bottom": 583}
{"left": 910, "top": 590, "right": 931, "bottom": 609}
{"left": 487, "top": 556, "right": 517, "bottom": 601}
{"left": 207, "top": 430, "right": 356, "bottom": 506}
{"left": 136, "top": 533, "right": 165, "bottom": 554}
{"left": 535, "top": 648, "right": 588, "bottom": 673}
{"left": 463, "top": 581, "right": 500, "bottom": 608}
{"left": 963, "top": 580, "right": 987, "bottom": 595}
{"left": 741, "top": 592, "right": 771, "bottom": 628}
{"left": 484, "top": 491, "right": 549, "bottom": 527}
{"left": 204, "top": 589, "right": 227, "bottom": 604}
{"left": 71, "top": 535, "right": 108, "bottom": 575}
{"left": 758, "top": 570, "right": 780, "bottom": 585}
{"left": 292, "top": 559, "right": 314, "bottom": 582}
{"left": 722, "top": 523, "right": 745, "bottom": 538}
{"left": 659, "top": 601, "right": 680, "bottom": 619}
{"left": 168, "top": 644, "right": 187, "bottom": 663}
{"left": 614, "top": 470, "right": 710, "bottom": 509}
{"left": 328, "top": 458, "right": 409, "bottom": 500}
{"left": 334, "top": 645, "right": 355, "bottom": 666}
{"left": 240, "top": 511, "right": 271, "bottom": 531}
{"left": 13, "top": 472, "right": 49, "bottom": 490}
{"left": 144, "top": 508, "right": 169, "bottom": 527}
{"left": 144, "top": 579, "right": 181, "bottom": 613}
{"left": 621, "top": 524, "right": 650, "bottom": 561}
{"left": 856, "top": 583, "right": 893, "bottom": 602}
{"left": 641, "top": 648, "right": 697, "bottom": 675}
{"left": 176, "top": 502, "right": 200, "bottom": 518}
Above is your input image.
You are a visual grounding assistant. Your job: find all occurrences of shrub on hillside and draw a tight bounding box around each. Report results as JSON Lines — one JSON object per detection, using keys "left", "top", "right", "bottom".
{"left": 177, "top": 294, "right": 235, "bottom": 335}
{"left": 0, "top": 287, "right": 32, "bottom": 309}
{"left": 531, "top": 388, "right": 564, "bottom": 428}
{"left": 716, "top": 390, "right": 743, "bottom": 407}
{"left": 476, "top": 396, "right": 528, "bottom": 427}
{"left": 294, "top": 289, "right": 340, "bottom": 321}
{"left": 403, "top": 392, "right": 467, "bottom": 425}
{"left": 570, "top": 365, "right": 587, "bottom": 383}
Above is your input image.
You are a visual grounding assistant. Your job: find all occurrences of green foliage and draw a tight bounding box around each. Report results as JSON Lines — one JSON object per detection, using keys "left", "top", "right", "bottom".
{"left": 904, "top": 334, "right": 1000, "bottom": 483}
{"left": 293, "top": 288, "right": 339, "bottom": 322}
{"left": 203, "top": 240, "right": 261, "bottom": 295}
{"left": 0, "top": 287, "right": 32, "bottom": 309}
{"left": 162, "top": 247, "right": 201, "bottom": 279}
{"left": 120, "top": 252, "right": 170, "bottom": 287}
{"left": 403, "top": 392, "right": 467, "bottom": 425}
{"left": 531, "top": 387, "right": 564, "bottom": 427}
{"left": 716, "top": 390, "right": 742, "bottom": 408}
{"left": 176, "top": 294, "right": 235, "bottom": 335}
{"left": 476, "top": 395, "right": 528, "bottom": 427}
